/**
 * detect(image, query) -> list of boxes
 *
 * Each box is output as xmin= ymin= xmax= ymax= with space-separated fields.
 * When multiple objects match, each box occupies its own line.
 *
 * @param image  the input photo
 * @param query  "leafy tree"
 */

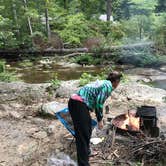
xmin=113 ymin=0 xmax=134 ymax=20
xmin=58 ymin=13 xmax=101 ymax=46
xmin=155 ymin=0 xmax=166 ymax=13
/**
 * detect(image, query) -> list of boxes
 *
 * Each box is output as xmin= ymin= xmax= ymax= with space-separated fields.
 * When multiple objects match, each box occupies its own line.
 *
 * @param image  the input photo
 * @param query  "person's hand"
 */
xmin=98 ymin=120 xmax=103 ymax=130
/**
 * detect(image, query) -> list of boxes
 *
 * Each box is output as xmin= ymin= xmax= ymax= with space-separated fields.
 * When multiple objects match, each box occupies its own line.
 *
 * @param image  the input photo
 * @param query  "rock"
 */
xmin=47 ymin=153 xmax=77 ymax=166
xmin=56 ymin=62 xmax=81 ymax=68
xmin=113 ymin=82 xmax=166 ymax=104
xmin=156 ymin=104 xmax=166 ymax=136
xmin=0 ymin=104 xmax=11 ymax=118
xmin=160 ymin=65 xmax=166 ymax=72
xmin=47 ymin=122 xmax=57 ymax=135
xmin=125 ymin=67 xmax=166 ymax=82
xmin=0 ymin=82 xmax=51 ymax=103
xmin=31 ymin=118 xmax=46 ymax=125
xmin=17 ymin=140 xmax=38 ymax=155
xmin=41 ymin=101 xmax=67 ymax=116
xmin=26 ymin=127 xmax=39 ymax=135
xmin=9 ymin=111 xmax=23 ymax=119
xmin=32 ymin=131 xmax=47 ymax=139
xmin=55 ymin=80 xmax=80 ymax=98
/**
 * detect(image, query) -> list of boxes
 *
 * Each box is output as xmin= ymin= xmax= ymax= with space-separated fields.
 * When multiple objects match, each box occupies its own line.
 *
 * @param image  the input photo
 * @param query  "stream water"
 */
xmin=151 ymin=80 xmax=166 ymax=90
xmin=5 ymin=59 xmax=103 ymax=83
xmin=3 ymin=58 xmax=166 ymax=90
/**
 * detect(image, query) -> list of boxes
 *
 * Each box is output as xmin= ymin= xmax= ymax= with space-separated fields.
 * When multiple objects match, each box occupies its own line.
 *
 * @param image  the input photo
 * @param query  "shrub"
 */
xmin=58 ymin=13 xmax=100 ymax=47
xmin=74 ymin=54 xmax=93 ymax=65
xmin=0 ymin=60 xmax=5 ymax=73
xmin=50 ymin=73 xmax=61 ymax=89
xmin=79 ymin=73 xmax=96 ymax=86
xmin=0 ymin=60 xmax=18 ymax=82
xmin=0 ymin=72 xmax=18 ymax=82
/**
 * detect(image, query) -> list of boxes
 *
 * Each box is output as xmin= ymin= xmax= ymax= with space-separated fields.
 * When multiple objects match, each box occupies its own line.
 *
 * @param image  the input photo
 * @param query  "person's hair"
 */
xmin=106 ymin=71 xmax=122 ymax=82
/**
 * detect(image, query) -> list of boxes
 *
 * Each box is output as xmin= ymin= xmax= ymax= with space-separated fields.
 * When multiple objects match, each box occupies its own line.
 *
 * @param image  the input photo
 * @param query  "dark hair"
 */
xmin=106 ymin=71 xmax=122 ymax=82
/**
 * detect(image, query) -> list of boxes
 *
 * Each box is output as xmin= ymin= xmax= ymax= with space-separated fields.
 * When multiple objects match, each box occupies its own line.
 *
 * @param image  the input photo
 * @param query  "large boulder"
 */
xmin=55 ymin=80 xmax=80 ymax=98
xmin=112 ymin=82 xmax=166 ymax=105
xmin=0 ymin=82 xmax=51 ymax=104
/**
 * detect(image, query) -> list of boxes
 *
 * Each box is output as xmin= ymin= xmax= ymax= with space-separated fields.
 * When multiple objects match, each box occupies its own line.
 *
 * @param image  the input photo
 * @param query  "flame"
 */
xmin=120 ymin=113 xmax=140 ymax=131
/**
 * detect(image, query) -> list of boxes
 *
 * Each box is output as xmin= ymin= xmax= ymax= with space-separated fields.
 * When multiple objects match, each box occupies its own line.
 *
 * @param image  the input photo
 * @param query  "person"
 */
xmin=68 ymin=71 xmax=122 ymax=166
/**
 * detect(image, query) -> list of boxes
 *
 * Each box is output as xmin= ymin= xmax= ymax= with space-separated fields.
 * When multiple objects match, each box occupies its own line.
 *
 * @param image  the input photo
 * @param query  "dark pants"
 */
xmin=68 ymin=98 xmax=92 ymax=166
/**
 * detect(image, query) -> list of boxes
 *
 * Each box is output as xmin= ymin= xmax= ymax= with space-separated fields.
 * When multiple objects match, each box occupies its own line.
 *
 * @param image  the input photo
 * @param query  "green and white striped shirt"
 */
xmin=77 ymin=80 xmax=113 ymax=122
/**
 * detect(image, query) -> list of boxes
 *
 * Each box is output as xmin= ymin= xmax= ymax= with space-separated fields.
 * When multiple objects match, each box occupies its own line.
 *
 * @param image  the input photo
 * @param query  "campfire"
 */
xmin=111 ymin=105 xmax=159 ymax=137
xmin=90 ymin=105 xmax=166 ymax=165
xmin=112 ymin=111 xmax=140 ymax=132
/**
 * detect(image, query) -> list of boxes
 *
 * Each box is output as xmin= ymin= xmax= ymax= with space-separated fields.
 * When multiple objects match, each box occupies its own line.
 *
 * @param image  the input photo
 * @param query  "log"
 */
xmin=0 ymin=42 xmax=154 ymax=58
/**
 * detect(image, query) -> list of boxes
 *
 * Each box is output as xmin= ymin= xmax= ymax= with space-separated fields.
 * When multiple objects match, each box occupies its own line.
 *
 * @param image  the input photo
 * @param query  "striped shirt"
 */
xmin=77 ymin=80 xmax=113 ymax=122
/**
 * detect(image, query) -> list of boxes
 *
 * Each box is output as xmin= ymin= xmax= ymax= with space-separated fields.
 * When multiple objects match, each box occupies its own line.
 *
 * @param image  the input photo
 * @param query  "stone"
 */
xmin=17 ymin=140 xmax=38 ymax=155
xmin=32 ymin=131 xmax=47 ymax=139
xmin=41 ymin=101 xmax=67 ymax=116
xmin=55 ymin=80 xmax=80 ymax=98
xmin=9 ymin=111 xmax=23 ymax=119
xmin=26 ymin=127 xmax=39 ymax=135
xmin=160 ymin=65 xmax=166 ymax=72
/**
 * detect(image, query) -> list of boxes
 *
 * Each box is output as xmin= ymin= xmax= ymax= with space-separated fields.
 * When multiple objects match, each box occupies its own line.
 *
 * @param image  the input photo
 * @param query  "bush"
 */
xmin=0 ymin=31 xmax=18 ymax=49
xmin=79 ymin=73 xmax=96 ymax=86
xmin=0 ymin=72 xmax=18 ymax=82
xmin=73 ymin=53 xmax=102 ymax=65
xmin=0 ymin=60 xmax=5 ymax=73
xmin=152 ymin=14 xmax=166 ymax=52
xmin=79 ymin=70 xmax=127 ymax=86
xmin=50 ymin=73 xmax=61 ymax=89
xmin=58 ymin=13 xmax=101 ymax=47
xmin=0 ymin=60 xmax=18 ymax=82
xmin=106 ymin=22 xmax=125 ymax=44
xmin=74 ymin=54 xmax=93 ymax=65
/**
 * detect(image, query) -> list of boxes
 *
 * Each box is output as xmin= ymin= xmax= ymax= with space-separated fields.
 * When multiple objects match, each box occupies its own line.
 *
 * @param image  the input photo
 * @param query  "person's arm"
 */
xmin=95 ymin=84 xmax=112 ymax=123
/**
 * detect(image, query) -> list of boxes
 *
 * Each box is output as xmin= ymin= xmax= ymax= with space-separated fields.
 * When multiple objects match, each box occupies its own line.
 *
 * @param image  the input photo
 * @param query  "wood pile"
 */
xmin=90 ymin=128 xmax=166 ymax=165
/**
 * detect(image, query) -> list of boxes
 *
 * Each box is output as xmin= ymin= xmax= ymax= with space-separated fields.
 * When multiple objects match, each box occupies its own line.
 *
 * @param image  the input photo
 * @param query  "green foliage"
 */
xmin=79 ymin=66 xmax=113 ymax=86
xmin=74 ymin=53 xmax=94 ymax=65
xmin=152 ymin=14 xmax=166 ymax=50
xmin=79 ymin=73 xmax=96 ymax=86
xmin=0 ymin=60 xmax=5 ymax=73
xmin=155 ymin=0 xmax=166 ymax=13
xmin=0 ymin=72 xmax=18 ymax=82
xmin=79 ymin=69 xmax=126 ymax=86
xmin=19 ymin=60 xmax=33 ymax=67
xmin=0 ymin=15 xmax=18 ymax=49
xmin=106 ymin=22 xmax=125 ymax=43
xmin=0 ymin=0 xmax=165 ymax=51
xmin=121 ymin=72 xmax=129 ymax=83
xmin=162 ymin=96 xmax=166 ymax=103
xmin=121 ymin=15 xmax=153 ymax=40
xmin=50 ymin=73 xmax=61 ymax=89
xmin=0 ymin=60 xmax=18 ymax=82
xmin=58 ymin=13 xmax=100 ymax=47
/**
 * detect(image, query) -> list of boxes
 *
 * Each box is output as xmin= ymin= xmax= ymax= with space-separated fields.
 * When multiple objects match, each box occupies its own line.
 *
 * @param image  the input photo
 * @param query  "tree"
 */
xmin=45 ymin=0 xmax=51 ymax=39
xmin=23 ymin=0 xmax=33 ymax=35
xmin=155 ymin=0 xmax=166 ymax=13
xmin=106 ymin=0 xmax=112 ymax=21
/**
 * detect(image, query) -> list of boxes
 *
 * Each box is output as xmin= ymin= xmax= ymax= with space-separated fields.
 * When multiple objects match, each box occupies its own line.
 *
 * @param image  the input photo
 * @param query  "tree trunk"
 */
xmin=23 ymin=0 xmax=33 ymax=35
xmin=63 ymin=0 xmax=67 ymax=9
xmin=12 ymin=0 xmax=20 ymax=37
xmin=45 ymin=7 xmax=51 ymax=40
xmin=106 ymin=0 xmax=112 ymax=21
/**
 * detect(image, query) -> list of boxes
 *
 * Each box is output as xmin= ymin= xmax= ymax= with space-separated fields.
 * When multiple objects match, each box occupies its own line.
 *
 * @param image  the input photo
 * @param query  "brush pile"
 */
xmin=90 ymin=130 xmax=166 ymax=165
xmin=125 ymin=137 xmax=166 ymax=164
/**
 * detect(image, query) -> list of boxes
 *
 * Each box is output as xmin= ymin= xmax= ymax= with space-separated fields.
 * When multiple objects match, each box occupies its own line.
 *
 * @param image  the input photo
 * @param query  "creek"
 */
xmin=3 ymin=57 xmax=166 ymax=90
